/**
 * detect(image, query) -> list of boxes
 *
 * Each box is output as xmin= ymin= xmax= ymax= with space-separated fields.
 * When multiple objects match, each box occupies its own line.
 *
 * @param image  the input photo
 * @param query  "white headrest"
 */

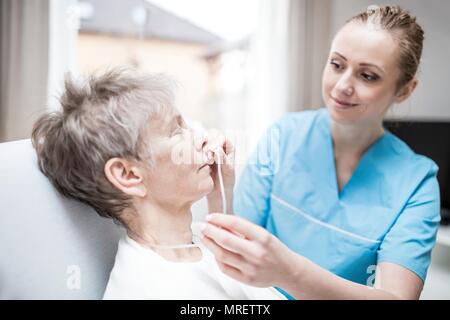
xmin=0 ymin=139 xmax=123 ymax=299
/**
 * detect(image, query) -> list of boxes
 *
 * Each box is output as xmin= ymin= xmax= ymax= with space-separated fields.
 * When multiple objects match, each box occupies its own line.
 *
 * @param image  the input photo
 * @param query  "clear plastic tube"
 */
xmin=214 ymin=147 xmax=227 ymax=215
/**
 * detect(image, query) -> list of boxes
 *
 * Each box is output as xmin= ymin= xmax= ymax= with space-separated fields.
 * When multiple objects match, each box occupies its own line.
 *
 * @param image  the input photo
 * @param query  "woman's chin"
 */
xmin=196 ymin=177 xmax=215 ymax=197
xmin=327 ymin=104 xmax=365 ymax=125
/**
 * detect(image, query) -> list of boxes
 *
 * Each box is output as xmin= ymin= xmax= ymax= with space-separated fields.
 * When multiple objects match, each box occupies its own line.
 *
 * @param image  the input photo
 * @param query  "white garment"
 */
xmin=103 ymin=235 xmax=286 ymax=300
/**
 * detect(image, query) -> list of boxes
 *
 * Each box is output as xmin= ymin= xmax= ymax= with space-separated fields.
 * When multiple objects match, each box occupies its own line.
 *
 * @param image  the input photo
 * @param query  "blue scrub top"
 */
xmin=234 ymin=108 xmax=441 ymax=288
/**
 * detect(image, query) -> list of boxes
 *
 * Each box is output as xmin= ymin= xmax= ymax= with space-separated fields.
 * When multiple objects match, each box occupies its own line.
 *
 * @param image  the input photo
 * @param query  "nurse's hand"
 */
xmin=204 ymin=130 xmax=235 ymax=214
xmin=200 ymin=213 xmax=300 ymax=288
xmin=201 ymin=215 xmax=423 ymax=300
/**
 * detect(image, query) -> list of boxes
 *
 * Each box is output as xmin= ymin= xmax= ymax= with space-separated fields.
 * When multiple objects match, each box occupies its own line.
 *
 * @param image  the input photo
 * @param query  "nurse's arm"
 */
xmin=201 ymin=214 xmax=423 ymax=300
xmin=278 ymin=258 xmax=423 ymax=300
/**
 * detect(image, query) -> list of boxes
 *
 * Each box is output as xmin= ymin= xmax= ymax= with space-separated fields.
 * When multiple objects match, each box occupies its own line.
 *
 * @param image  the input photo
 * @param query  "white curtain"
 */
xmin=0 ymin=0 xmax=76 ymax=143
xmin=287 ymin=0 xmax=332 ymax=112
xmin=47 ymin=0 xmax=78 ymax=111
xmin=246 ymin=0 xmax=332 ymax=144
xmin=0 ymin=0 xmax=50 ymax=142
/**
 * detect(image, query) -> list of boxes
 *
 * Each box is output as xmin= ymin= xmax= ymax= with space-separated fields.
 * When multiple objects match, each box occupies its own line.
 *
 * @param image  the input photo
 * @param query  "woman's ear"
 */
xmin=394 ymin=78 xmax=418 ymax=104
xmin=104 ymin=158 xmax=147 ymax=197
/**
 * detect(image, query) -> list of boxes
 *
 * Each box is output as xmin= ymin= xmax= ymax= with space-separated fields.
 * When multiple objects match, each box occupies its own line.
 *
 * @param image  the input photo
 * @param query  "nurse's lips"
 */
xmin=331 ymin=96 xmax=359 ymax=108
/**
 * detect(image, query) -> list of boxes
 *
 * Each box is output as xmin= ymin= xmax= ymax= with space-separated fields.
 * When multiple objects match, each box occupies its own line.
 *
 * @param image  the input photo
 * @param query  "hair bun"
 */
xmin=366 ymin=5 xmax=379 ymax=14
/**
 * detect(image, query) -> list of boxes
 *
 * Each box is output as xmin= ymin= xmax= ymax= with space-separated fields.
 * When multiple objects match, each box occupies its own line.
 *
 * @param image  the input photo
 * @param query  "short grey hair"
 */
xmin=32 ymin=67 xmax=177 ymax=225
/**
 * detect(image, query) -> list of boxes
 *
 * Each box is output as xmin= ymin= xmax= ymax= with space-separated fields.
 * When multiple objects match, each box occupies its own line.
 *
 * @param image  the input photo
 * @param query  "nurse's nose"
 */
xmin=335 ymin=72 xmax=354 ymax=96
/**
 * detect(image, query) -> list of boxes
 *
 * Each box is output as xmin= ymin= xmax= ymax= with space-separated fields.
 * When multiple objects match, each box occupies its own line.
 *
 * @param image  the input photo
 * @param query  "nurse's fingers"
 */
xmin=206 ymin=214 xmax=265 ymax=241
xmin=201 ymin=222 xmax=257 ymax=258
xmin=201 ymin=234 xmax=249 ymax=271
xmin=223 ymin=137 xmax=235 ymax=167
xmin=215 ymin=261 xmax=250 ymax=285
xmin=223 ymin=137 xmax=235 ymax=156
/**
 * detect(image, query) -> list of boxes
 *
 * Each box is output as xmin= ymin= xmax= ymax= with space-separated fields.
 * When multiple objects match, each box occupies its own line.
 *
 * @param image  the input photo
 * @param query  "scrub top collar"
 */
xmin=316 ymin=108 xmax=391 ymax=201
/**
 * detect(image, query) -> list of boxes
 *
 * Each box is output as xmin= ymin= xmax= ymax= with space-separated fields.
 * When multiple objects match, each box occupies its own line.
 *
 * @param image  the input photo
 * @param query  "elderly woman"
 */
xmin=31 ymin=68 xmax=284 ymax=300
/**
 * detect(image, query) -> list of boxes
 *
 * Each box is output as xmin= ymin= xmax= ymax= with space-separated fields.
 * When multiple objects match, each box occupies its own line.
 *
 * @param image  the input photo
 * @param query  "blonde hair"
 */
xmin=32 ymin=67 xmax=176 ymax=225
xmin=347 ymin=5 xmax=424 ymax=91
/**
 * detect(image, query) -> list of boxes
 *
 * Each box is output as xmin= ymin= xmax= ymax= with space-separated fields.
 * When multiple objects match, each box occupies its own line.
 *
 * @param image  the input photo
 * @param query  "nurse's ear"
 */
xmin=394 ymin=78 xmax=418 ymax=104
xmin=104 ymin=158 xmax=147 ymax=197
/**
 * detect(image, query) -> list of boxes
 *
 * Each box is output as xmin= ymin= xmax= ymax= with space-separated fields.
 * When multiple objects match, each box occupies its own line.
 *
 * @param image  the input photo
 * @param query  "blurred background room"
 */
xmin=0 ymin=0 xmax=449 ymax=299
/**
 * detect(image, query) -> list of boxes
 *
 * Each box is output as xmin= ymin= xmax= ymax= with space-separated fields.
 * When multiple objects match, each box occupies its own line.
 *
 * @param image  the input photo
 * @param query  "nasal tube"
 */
xmin=210 ymin=146 xmax=227 ymax=215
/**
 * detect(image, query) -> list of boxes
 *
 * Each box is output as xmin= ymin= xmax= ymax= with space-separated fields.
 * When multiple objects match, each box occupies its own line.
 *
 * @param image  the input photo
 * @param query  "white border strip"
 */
xmin=271 ymin=194 xmax=381 ymax=244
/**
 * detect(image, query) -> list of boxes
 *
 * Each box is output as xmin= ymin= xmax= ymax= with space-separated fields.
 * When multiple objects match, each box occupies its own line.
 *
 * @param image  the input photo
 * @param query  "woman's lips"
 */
xmin=198 ymin=163 xmax=211 ymax=173
xmin=331 ymin=96 xmax=359 ymax=109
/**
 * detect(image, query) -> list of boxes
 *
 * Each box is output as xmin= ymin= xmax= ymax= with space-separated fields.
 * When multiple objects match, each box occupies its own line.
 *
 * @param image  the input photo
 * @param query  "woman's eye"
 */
xmin=361 ymin=73 xmax=379 ymax=82
xmin=330 ymin=60 xmax=343 ymax=70
xmin=180 ymin=122 xmax=188 ymax=130
xmin=171 ymin=126 xmax=183 ymax=136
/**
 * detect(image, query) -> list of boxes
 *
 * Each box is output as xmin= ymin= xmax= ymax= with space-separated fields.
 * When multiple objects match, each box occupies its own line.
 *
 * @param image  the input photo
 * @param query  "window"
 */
xmin=75 ymin=0 xmax=259 ymax=131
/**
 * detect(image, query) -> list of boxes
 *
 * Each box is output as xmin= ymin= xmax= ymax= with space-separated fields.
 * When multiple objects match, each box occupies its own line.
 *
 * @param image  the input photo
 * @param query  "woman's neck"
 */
xmin=126 ymin=200 xmax=201 ymax=261
xmin=331 ymin=119 xmax=385 ymax=157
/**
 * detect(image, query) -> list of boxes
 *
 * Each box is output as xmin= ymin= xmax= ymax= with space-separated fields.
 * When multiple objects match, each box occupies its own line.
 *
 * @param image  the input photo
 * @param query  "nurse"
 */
xmin=202 ymin=5 xmax=441 ymax=299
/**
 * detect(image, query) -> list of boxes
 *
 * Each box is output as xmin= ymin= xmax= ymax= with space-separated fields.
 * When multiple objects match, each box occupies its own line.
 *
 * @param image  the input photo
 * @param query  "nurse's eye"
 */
xmin=330 ymin=60 xmax=344 ymax=71
xmin=361 ymin=72 xmax=379 ymax=82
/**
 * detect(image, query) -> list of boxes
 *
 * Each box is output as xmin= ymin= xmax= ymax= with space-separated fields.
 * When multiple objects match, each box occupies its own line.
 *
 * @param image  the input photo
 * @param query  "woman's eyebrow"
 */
xmin=332 ymin=51 xmax=385 ymax=75
xmin=359 ymin=63 xmax=385 ymax=75
xmin=332 ymin=51 xmax=347 ymax=61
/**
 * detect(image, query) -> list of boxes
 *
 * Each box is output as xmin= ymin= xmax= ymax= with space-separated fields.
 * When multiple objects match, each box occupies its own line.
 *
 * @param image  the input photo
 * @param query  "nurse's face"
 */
xmin=141 ymin=111 xmax=213 ymax=205
xmin=322 ymin=23 xmax=402 ymax=125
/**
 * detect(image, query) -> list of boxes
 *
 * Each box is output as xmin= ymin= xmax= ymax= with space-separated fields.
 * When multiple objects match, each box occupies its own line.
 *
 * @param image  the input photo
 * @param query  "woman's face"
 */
xmin=322 ymin=22 xmax=402 ymax=126
xmin=141 ymin=110 xmax=213 ymax=206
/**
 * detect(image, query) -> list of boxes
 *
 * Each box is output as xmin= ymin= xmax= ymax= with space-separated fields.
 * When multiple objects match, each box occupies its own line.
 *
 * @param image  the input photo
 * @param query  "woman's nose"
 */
xmin=193 ymin=130 xmax=208 ymax=152
xmin=335 ymin=72 xmax=354 ymax=96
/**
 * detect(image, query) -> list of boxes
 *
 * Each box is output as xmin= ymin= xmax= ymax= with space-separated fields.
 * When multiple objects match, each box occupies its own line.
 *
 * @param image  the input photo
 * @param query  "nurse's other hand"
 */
xmin=201 ymin=214 xmax=300 ymax=288
xmin=204 ymin=130 xmax=235 ymax=214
